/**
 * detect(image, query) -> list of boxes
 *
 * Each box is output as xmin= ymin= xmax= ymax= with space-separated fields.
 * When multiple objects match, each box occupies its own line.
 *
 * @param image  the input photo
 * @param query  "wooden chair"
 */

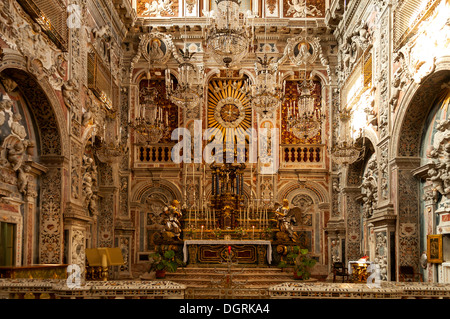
xmin=332 ymin=262 xmax=350 ymax=283
xmin=399 ymin=266 xmax=423 ymax=282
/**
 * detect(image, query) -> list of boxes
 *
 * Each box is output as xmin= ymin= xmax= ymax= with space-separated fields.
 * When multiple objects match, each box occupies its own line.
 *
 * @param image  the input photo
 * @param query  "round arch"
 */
xmin=131 ymin=179 xmax=183 ymax=205
xmin=391 ymin=60 xmax=450 ymax=158
xmin=0 ymin=51 xmax=68 ymax=265
xmin=277 ymin=180 xmax=330 ymax=205
xmin=389 ymin=58 xmax=450 ymax=276
xmin=0 ymin=53 xmax=68 ymax=158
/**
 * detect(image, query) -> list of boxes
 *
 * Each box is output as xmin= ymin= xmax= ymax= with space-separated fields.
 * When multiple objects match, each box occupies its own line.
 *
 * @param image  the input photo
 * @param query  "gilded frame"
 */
xmin=427 ymin=234 xmax=443 ymax=263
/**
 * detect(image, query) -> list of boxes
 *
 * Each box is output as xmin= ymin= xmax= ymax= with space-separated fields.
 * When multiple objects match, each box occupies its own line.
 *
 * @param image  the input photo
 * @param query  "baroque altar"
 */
xmin=152 ymin=162 xmax=304 ymax=267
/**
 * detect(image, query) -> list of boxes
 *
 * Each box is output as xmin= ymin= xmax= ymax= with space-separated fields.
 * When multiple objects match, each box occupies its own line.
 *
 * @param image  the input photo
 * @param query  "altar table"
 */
xmin=348 ymin=261 xmax=372 ymax=283
xmin=183 ymin=240 xmax=272 ymax=265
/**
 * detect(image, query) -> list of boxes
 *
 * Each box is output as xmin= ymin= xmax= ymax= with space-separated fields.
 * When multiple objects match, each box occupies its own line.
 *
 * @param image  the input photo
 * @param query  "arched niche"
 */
xmin=391 ymin=64 xmax=450 ymax=278
xmin=0 ymin=63 xmax=65 ymax=265
xmin=131 ymin=180 xmax=182 ymax=252
xmin=277 ymin=181 xmax=329 ymax=262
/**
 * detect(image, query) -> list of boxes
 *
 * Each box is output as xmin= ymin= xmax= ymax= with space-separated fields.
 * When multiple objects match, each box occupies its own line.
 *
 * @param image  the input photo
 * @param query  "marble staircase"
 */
xmin=162 ymin=266 xmax=305 ymax=299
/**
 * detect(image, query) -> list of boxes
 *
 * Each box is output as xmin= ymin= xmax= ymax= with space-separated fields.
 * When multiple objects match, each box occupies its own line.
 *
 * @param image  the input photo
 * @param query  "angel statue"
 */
xmin=162 ymin=199 xmax=183 ymax=240
xmin=274 ymin=199 xmax=299 ymax=242
xmin=142 ymin=0 xmax=174 ymax=17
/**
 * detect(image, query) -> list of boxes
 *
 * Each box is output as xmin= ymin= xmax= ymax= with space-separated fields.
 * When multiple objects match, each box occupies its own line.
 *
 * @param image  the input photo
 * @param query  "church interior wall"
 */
xmin=0 ymin=0 xmax=449 ymax=289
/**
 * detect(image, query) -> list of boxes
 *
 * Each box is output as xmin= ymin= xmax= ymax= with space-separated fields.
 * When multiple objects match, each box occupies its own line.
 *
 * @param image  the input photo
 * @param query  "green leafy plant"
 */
xmin=234 ymin=227 xmax=245 ymax=238
xmin=149 ymin=250 xmax=184 ymax=273
xmin=213 ymin=228 xmax=222 ymax=239
xmin=184 ymin=226 xmax=194 ymax=239
xmin=286 ymin=246 xmax=317 ymax=280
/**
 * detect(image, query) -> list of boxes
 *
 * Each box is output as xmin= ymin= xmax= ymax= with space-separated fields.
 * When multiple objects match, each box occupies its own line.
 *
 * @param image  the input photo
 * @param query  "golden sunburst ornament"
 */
xmin=207 ymin=78 xmax=252 ymax=140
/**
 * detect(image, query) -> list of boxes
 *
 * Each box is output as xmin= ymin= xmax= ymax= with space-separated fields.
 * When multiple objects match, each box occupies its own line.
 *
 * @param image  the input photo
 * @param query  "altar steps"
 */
xmin=164 ymin=267 xmax=299 ymax=298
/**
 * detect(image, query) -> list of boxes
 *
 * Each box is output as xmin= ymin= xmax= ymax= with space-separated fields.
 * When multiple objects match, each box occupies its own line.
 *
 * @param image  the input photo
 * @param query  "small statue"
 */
xmin=163 ymin=199 xmax=183 ymax=240
xmin=275 ymin=199 xmax=299 ymax=242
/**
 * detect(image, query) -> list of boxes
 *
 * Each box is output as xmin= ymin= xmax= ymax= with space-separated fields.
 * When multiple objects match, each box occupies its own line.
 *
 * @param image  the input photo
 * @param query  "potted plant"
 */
xmin=149 ymin=249 xmax=184 ymax=279
xmin=287 ymin=246 xmax=317 ymax=280
xmin=277 ymin=259 xmax=289 ymax=272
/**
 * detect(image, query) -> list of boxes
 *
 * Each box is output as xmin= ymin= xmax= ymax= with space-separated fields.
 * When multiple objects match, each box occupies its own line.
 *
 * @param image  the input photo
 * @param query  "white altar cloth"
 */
xmin=183 ymin=240 xmax=272 ymax=264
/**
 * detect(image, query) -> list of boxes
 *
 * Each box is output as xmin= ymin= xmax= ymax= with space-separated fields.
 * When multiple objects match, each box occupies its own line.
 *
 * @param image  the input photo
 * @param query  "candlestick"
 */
xmin=201 ymin=225 xmax=203 ymax=239
xmin=189 ymin=210 xmax=191 ymax=228
xmin=240 ymin=208 xmax=242 ymax=226
xmin=252 ymin=225 xmax=255 ymax=239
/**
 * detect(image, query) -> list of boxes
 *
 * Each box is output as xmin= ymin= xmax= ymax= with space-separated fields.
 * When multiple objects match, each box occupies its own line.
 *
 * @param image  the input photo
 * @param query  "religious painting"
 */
xmin=286 ymin=36 xmax=321 ymax=66
xmin=137 ymin=0 xmax=178 ymax=17
xmin=138 ymin=32 xmax=174 ymax=65
xmin=283 ymin=0 xmax=324 ymax=18
xmin=427 ymin=234 xmax=443 ymax=263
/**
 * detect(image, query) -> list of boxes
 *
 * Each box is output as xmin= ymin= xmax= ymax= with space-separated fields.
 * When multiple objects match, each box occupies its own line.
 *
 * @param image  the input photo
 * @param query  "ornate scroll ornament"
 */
xmin=71 ymin=229 xmax=86 ymax=267
xmin=375 ymin=232 xmax=388 ymax=281
xmin=341 ymin=20 xmax=373 ymax=77
xmin=361 ymin=156 xmax=378 ymax=218
xmin=266 ymin=0 xmax=277 ymax=15
xmin=285 ymin=36 xmax=321 ymax=66
xmin=0 ymin=0 xmax=66 ymax=89
xmin=396 ymin=37 xmax=436 ymax=85
xmin=186 ymin=0 xmax=196 ymax=14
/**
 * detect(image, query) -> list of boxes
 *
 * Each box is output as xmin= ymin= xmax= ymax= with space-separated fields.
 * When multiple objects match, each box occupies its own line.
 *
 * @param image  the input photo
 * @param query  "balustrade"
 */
xmin=282 ymin=145 xmax=324 ymax=164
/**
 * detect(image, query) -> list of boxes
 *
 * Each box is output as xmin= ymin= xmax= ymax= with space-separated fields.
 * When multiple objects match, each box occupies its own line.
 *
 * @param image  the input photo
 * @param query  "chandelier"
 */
xmin=205 ymin=0 xmax=253 ymax=68
xmin=250 ymin=54 xmax=286 ymax=118
xmin=330 ymin=108 xmax=364 ymax=166
xmin=130 ymin=105 xmax=168 ymax=144
xmin=287 ymin=75 xmax=323 ymax=139
xmin=95 ymin=139 xmax=129 ymax=164
xmin=165 ymin=48 xmax=204 ymax=109
xmin=129 ymin=73 xmax=169 ymax=144
xmin=94 ymin=120 xmax=128 ymax=164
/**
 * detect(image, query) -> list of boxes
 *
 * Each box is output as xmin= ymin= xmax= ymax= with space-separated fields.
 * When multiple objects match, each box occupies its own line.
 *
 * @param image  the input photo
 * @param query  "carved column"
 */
xmin=375 ymin=3 xmax=393 ymax=210
xmin=391 ymin=157 xmax=421 ymax=280
xmin=342 ymin=186 xmax=361 ymax=262
xmin=23 ymin=162 xmax=47 ymax=265
xmin=63 ymin=0 xmax=93 ymax=279
xmin=39 ymin=157 xmax=67 ymax=264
